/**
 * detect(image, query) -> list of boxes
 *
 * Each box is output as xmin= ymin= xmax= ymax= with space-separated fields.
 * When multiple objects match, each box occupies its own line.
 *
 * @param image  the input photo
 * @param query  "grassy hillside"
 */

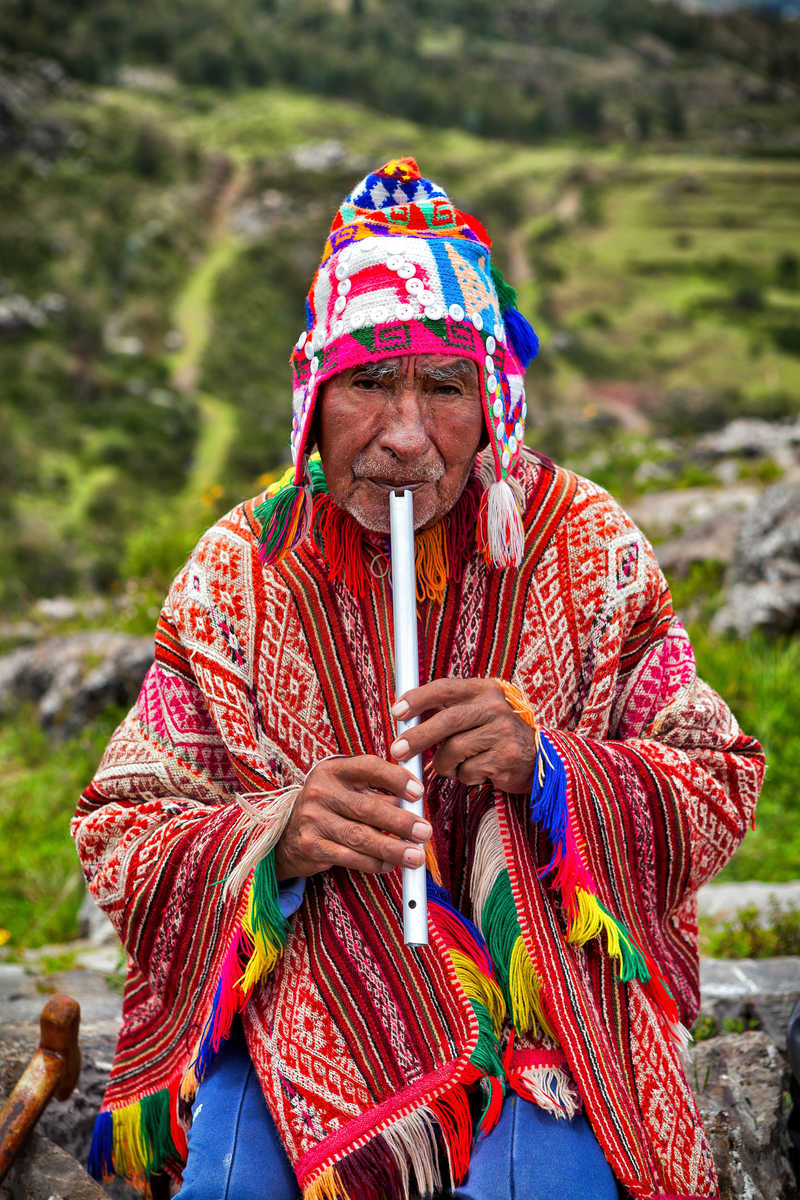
xmin=0 ymin=47 xmax=798 ymax=946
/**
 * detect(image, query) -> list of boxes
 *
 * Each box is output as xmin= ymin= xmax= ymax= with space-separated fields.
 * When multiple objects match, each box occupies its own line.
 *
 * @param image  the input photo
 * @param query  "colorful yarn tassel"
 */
xmin=427 ymin=878 xmax=506 ymax=1085
xmin=497 ymin=682 xmax=684 ymax=1041
xmin=255 ymin=476 xmax=313 ymax=565
xmin=476 ymin=479 xmax=524 ymax=568
xmin=88 ymin=1082 xmax=184 ymax=1183
xmin=480 ymin=871 xmax=554 ymax=1040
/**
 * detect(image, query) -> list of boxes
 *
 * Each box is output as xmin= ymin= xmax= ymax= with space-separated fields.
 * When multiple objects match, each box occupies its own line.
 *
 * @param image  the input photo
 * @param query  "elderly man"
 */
xmin=74 ymin=160 xmax=764 ymax=1200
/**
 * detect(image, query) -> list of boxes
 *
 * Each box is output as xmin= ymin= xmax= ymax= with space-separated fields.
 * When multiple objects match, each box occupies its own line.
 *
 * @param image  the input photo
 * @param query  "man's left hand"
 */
xmin=390 ymin=678 xmax=536 ymax=794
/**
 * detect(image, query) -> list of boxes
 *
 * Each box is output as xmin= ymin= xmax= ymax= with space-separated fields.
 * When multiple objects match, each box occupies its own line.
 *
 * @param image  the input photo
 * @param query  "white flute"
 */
xmin=389 ymin=489 xmax=429 ymax=946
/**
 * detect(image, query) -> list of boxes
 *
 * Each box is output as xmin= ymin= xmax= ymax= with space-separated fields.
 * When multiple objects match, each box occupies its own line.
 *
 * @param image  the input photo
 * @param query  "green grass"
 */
xmin=687 ymin=629 xmax=800 ymax=882
xmin=0 ymin=705 xmax=127 ymax=948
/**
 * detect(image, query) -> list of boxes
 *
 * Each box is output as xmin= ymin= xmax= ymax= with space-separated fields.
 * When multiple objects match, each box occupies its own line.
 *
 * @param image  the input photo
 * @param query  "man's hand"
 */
xmin=274 ymin=756 xmax=431 ymax=881
xmin=390 ymin=678 xmax=536 ymax=795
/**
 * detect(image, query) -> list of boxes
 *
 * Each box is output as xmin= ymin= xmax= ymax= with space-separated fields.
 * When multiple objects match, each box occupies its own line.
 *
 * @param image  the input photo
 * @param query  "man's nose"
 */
xmin=378 ymin=388 xmax=432 ymax=461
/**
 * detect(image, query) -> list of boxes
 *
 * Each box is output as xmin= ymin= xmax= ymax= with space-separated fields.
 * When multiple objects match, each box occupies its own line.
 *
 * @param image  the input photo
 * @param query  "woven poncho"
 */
xmin=73 ymin=451 xmax=764 ymax=1200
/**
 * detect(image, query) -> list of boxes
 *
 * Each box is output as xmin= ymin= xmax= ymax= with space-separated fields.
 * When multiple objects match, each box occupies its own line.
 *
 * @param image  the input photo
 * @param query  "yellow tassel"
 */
xmin=239 ymin=886 xmax=281 ymax=993
xmin=266 ymin=461 xmax=298 ymax=498
xmin=508 ymin=937 xmax=555 ymax=1040
xmin=566 ymin=886 xmax=604 ymax=946
xmin=304 ymin=1164 xmax=351 ymax=1200
xmin=111 ymin=1105 xmax=147 ymax=1178
xmin=449 ymin=949 xmax=506 ymax=1036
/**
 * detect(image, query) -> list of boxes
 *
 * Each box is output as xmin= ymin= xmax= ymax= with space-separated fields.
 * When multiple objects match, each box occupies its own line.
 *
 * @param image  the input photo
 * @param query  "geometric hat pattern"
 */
xmin=259 ymin=158 xmax=539 ymax=569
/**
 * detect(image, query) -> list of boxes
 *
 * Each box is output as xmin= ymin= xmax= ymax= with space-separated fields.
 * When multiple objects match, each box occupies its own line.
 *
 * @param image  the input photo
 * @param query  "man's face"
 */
xmin=317 ymin=354 xmax=485 ymax=534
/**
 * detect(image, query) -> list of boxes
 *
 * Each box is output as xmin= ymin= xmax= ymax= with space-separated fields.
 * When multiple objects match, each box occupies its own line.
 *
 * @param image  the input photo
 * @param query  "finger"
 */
xmin=316 ymin=839 xmax=389 ymax=875
xmin=432 ymin=727 xmax=496 ymax=779
xmin=390 ymin=700 xmax=491 ymax=763
xmin=323 ymin=812 xmax=427 ymax=870
xmin=318 ymin=754 xmax=424 ymax=801
xmin=454 ymin=750 xmax=497 ymax=788
xmin=330 ymin=788 xmax=432 ymax=843
xmin=392 ymin=677 xmax=485 ymax=721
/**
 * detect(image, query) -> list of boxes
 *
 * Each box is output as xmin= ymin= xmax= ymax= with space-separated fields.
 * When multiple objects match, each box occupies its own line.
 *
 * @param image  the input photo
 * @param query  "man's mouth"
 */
xmin=360 ymin=478 xmax=429 ymax=493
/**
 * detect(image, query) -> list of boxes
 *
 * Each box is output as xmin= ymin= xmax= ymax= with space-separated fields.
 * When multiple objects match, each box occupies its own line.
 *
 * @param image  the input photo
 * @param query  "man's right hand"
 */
xmin=274 ymin=755 xmax=432 ymax=881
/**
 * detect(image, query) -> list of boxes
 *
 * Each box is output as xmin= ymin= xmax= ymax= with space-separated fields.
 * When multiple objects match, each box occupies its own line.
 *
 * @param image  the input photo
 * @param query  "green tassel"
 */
xmin=490 ymin=263 xmax=519 ymax=315
xmin=597 ymin=900 xmax=650 ymax=983
xmin=139 ymin=1090 xmax=176 ymax=1174
xmin=306 ymin=455 xmax=328 ymax=495
xmin=469 ymin=1000 xmax=505 ymax=1079
xmin=481 ymin=872 xmax=519 ymax=1007
xmin=251 ymin=852 xmax=287 ymax=953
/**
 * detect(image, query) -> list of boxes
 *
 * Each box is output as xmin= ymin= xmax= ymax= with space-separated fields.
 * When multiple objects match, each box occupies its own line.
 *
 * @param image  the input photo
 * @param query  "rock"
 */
xmin=712 ymin=480 xmax=800 ymax=635
xmin=694 ymin=417 xmax=800 ymax=474
xmin=699 ymin=956 xmax=800 ymax=1050
xmin=0 ymin=632 xmax=152 ymax=738
xmin=0 ymin=1128 xmax=110 ymax=1200
xmin=653 ymin=511 xmax=742 ymax=577
xmin=688 ymin=1031 xmax=795 ymax=1200
xmin=626 ymin=484 xmax=758 ymax=542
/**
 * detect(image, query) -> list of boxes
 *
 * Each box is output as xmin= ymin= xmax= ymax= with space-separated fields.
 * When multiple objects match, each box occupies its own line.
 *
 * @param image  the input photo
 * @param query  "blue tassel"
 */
xmin=88 ymin=1110 xmax=114 ymax=1180
xmin=193 ymin=977 xmax=224 ymax=1080
xmin=504 ymin=307 xmax=539 ymax=368
xmin=529 ymin=732 xmax=569 ymax=877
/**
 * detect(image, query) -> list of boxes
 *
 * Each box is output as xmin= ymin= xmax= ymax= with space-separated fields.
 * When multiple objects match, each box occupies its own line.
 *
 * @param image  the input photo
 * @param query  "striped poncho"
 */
xmin=73 ymin=451 xmax=764 ymax=1200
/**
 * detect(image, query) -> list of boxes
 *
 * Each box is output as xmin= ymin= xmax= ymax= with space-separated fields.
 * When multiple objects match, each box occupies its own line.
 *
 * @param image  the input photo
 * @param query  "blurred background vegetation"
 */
xmin=1 ymin=0 xmax=799 ymax=946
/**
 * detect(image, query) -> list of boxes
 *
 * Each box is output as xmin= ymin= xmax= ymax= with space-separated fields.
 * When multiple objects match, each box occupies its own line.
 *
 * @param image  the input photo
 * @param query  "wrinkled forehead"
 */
xmin=331 ymin=355 xmax=479 ymax=387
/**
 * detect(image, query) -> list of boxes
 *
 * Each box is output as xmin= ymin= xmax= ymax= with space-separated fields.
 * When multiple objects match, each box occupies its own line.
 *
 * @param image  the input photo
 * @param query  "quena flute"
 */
xmin=389 ymin=489 xmax=429 ymax=946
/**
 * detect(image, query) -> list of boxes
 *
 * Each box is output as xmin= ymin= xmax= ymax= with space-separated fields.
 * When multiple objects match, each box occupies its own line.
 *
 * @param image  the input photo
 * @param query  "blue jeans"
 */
xmin=176 ymin=1028 xmax=620 ymax=1199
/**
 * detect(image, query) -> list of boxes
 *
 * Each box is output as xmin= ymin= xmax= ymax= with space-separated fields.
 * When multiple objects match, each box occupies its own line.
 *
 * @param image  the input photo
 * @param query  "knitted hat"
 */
xmin=257 ymin=157 xmax=539 ymax=569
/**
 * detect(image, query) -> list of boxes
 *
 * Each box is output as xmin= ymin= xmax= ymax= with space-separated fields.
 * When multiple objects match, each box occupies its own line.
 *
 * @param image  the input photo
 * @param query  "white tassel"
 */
xmin=484 ymin=479 xmax=524 ymax=568
xmin=382 ymin=1108 xmax=444 ymax=1200
xmin=511 ymin=1065 xmax=581 ymax=1121
xmin=222 ymin=787 xmax=299 ymax=899
xmin=469 ymin=809 xmax=506 ymax=937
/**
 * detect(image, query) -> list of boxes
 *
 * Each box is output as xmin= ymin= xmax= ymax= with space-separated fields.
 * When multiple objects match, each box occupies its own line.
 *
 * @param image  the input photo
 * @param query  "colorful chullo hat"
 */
xmin=256 ymin=158 xmax=539 ymax=569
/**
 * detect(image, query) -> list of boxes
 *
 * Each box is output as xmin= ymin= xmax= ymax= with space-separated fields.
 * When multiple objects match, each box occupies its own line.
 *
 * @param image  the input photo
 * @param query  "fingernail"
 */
xmin=412 ymin=820 xmax=432 ymax=842
xmin=380 ymin=861 xmax=394 ymax=874
xmin=403 ymin=846 xmax=425 ymax=868
xmin=392 ymin=699 xmax=409 ymax=718
xmin=391 ymin=738 xmax=410 ymax=760
xmin=406 ymin=778 xmax=424 ymax=799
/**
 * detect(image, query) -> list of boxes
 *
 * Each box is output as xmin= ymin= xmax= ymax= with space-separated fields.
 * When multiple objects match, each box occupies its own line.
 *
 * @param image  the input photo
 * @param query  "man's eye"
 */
xmin=352 ymin=377 xmax=383 ymax=390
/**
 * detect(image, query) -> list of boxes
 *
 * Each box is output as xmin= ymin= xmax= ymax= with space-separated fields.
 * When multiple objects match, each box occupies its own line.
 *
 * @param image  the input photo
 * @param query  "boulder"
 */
xmin=713 ymin=480 xmax=800 ymax=635
xmin=699 ymin=956 xmax=800 ymax=1051
xmin=0 ymin=633 xmax=152 ymax=738
xmin=688 ymin=1031 xmax=796 ymax=1200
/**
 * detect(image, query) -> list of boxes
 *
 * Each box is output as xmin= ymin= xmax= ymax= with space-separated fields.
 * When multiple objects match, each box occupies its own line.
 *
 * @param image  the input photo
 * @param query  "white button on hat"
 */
xmin=405 ymin=278 xmax=423 ymax=296
xmin=304 ymin=340 xmax=314 ymax=360
xmin=487 ymin=374 xmax=498 ymax=393
xmin=332 ymin=319 xmax=345 ymax=337
xmin=493 ymin=398 xmax=503 ymax=418
xmin=424 ymin=303 xmax=443 ymax=321
xmin=449 ymin=303 xmax=465 ymax=322
xmin=486 ymin=335 xmax=496 ymax=355
xmin=397 ymin=263 xmax=416 ymax=279
xmin=470 ymin=311 xmax=483 ymax=331
xmin=334 ymin=295 xmax=347 ymax=314
xmin=502 ymin=449 xmax=511 ymax=468
xmin=337 ymin=279 xmax=352 ymax=295
xmin=485 ymin=355 xmax=495 ymax=372
xmin=296 ymin=331 xmax=308 ymax=351
xmin=495 ymin=323 xmax=505 ymax=342
xmin=335 ymin=263 xmax=348 ymax=280
xmin=508 ymin=435 xmax=518 ymax=454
